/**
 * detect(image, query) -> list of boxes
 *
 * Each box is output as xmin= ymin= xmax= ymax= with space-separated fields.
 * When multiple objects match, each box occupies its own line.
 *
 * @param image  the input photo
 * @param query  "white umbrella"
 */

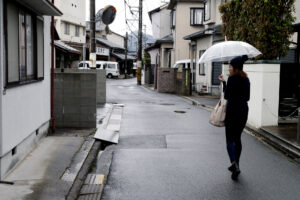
xmin=199 ymin=41 xmax=262 ymax=63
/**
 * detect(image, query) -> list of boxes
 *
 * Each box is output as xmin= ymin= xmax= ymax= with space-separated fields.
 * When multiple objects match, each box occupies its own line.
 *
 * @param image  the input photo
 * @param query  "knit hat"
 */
xmin=230 ymin=55 xmax=248 ymax=70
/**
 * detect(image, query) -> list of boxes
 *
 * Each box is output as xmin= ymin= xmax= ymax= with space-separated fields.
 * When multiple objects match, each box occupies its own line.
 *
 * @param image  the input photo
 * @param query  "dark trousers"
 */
xmin=225 ymin=121 xmax=246 ymax=165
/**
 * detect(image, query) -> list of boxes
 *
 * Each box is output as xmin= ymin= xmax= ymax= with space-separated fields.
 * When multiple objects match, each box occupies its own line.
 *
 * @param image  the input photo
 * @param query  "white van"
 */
xmin=96 ymin=61 xmax=120 ymax=78
xmin=79 ymin=61 xmax=120 ymax=78
xmin=171 ymin=59 xmax=192 ymax=72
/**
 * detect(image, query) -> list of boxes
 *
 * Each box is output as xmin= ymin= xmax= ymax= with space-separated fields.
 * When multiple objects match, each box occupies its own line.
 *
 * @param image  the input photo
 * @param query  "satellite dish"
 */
xmin=99 ymin=5 xmax=117 ymax=25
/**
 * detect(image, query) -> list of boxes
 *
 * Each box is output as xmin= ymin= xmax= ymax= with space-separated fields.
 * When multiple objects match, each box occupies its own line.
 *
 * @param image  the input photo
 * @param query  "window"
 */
xmin=96 ymin=64 xmax=101 ymax=69
xmin=199 ymin=50 xmax=205 ymax=75
xmin=108 ymin=64 xmax=116 ymax=69
xmin=190 ymin=8 xmax=204 ymax=26
xmin=83 ymin=27 xmax=86 ymax=35
xmin=204 ymin=0 xmax=211 ymax=21
xmin=5 ymin=1 xmax=44 ymax=86
xmin=75 ymin=25 xmax=80 ymax=37
xmin=64 ymin=23 xmax=70 ymax=35
xmin=171 ymin=10 xmax=176 ymax=28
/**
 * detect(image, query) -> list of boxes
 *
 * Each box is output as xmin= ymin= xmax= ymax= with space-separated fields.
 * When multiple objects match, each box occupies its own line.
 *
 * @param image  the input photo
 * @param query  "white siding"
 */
xmin=1 ymin=16 xmax=51 ymax=155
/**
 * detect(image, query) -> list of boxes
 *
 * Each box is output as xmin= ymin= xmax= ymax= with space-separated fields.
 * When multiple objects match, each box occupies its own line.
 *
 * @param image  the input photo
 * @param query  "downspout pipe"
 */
xmin=51 ymin=0 xmax=55 ymax=133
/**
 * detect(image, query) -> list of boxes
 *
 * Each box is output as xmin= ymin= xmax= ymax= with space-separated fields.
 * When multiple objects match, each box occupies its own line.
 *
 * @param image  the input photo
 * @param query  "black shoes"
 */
xmin=228 ymin=163 xmax=235 ymax=172
xmin=228 ymin=163 xmax=241 ymax=180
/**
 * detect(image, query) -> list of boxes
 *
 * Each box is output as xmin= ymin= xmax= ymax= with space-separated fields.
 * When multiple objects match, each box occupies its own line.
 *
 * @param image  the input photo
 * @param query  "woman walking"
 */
xmin=218 ymin=55 xmax=250 ymax=180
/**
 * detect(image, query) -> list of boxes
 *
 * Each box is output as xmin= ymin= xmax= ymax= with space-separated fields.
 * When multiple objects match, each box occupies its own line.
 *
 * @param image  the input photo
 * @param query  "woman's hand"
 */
xmin=218 ymin=75 xmax=225 ymax=82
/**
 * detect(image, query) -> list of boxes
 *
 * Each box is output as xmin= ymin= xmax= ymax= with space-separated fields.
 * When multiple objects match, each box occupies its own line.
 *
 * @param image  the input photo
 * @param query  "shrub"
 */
xmin=219 ymin=0 xmax=295 ymax=59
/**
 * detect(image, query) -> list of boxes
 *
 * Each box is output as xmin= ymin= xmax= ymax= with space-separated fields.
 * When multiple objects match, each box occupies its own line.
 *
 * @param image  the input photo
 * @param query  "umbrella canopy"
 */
xmin=199 ymin=41 xmax=262 ymax=63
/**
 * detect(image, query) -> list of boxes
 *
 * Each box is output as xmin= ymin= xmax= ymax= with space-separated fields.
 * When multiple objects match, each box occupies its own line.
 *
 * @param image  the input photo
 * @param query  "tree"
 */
xmin=219 ymin=0 xmax=295 ymax=59
xmin=143 ymin=51 xmax=151 ymax=66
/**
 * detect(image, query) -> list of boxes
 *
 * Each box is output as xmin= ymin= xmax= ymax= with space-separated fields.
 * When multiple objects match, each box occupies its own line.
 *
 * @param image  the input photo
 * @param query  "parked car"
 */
xmin=79 ymin=61 xmax=120 ymax=78
xmin=96 ymin=61 xmax=120 ymax=78
xmin=171 ymin=59 xmax=192 ymax=72
xmin=78 ymin=61 xmax=91 ymax=69
xmin=132 ymin=62 xmax=137 ymax=76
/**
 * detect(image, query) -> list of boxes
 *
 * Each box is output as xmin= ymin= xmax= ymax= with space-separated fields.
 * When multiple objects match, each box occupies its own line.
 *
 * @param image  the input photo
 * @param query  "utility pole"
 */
xmin=125 ymin=32 xmax=128 ymax=79
xmin=137 ymin=0 xmax=143 ymax=85
xmin=90 ymin=0 xmax=96 ymax=67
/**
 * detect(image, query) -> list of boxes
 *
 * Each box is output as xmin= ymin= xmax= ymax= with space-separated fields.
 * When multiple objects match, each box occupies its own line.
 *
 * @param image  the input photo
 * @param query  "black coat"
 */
xmin=223 ymin=75 xmax=250 ymax=125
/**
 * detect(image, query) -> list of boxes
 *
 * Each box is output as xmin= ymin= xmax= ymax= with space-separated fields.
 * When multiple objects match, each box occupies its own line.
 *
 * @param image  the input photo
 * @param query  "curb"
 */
xmin=245 ymin=126 xmax=300 ymax=160
xmin=181 ymin=95 xmax=300 ymax=161
xmin=181 ymin=96 xmax=215 ymax=111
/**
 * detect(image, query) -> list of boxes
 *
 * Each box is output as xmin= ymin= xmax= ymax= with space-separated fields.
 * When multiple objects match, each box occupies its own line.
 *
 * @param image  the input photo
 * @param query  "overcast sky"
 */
xmin=86 ymin=0 xmax=169 ymax=36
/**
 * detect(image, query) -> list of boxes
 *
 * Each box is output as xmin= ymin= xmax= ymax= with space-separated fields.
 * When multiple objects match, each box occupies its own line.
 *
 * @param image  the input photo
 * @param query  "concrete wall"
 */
xmin=54 ymin=70 xmax=97 ymax=128
xmin=173 ymin=2 xmax=205 ymax=62
xmin=157 ymin=68 xmax=176 ymax=93
xmin=59 ymin=68 xmax=106 ymax=104
xmin=0 ymin=15 xmax=52 ymax=178
xmin=54 ymin=0 xmax=86 ymax=44
xmin=243 ymin=63 xmax=280 ymax=128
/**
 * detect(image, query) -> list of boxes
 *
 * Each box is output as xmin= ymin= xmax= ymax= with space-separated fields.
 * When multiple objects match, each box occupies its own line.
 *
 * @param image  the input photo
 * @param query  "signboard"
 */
xmin=96 ymin=47 xmax=109 ymax=56
xmin=89 ymin=53 xmax=97 ymax=68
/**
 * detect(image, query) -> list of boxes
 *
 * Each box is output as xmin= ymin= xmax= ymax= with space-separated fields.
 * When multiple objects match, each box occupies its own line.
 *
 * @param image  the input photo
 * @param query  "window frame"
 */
xmin=190 ymin=8 xmax=204 ymax=26
xmin=204 ymin=0 xmax=211 ymax=22
xmin=4 ymin=0 xmax=44 ymax=88
xmin=199 ymin=50 xmax=206 ymax=76
xmin=75 ymin=25 xmax=80 ymax=37
xmin=64 ymin=22 xmax=70 ymax=35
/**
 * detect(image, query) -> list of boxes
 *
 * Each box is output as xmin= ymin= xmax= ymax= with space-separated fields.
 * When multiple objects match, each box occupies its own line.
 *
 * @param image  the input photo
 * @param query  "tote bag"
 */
xmin=209 ymin=94 xmax=226 ymax=127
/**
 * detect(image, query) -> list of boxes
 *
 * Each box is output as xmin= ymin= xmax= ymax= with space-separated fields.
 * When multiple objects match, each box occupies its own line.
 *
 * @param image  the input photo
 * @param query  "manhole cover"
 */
xmin=174 ymin=110 xmax=186 ymax=114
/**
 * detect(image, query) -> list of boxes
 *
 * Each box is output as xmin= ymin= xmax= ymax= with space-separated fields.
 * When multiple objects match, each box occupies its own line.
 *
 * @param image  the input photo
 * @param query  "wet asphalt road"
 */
xmin=101 ymin=78 xmax=300 ymax=200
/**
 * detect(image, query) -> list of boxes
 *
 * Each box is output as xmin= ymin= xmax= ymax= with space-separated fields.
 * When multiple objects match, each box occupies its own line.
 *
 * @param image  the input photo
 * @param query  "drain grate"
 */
xmin=84 ymin=174 xmax=105 ymax=185
xmin=77 ymin=193 xmax=101 ymax=200
xmin=174 ymin=110 xmax=186 ymax=114
xmin=160 ymin=103 xmax=175 ymax=106
xmin=80 ymin=184 xmax=103 ymax=195
xmin=78 ymin=174 xmax=105 ymax=200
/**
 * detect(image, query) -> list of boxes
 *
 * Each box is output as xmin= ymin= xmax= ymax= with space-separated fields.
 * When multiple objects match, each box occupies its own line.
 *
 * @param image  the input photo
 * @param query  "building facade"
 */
xmin=184 ymin=0 xmax=226 ymax=95
xmin=54 ymin=0 xmax=86 ymax=49
xmin=0 ymin=0 xmax=61 ymax=179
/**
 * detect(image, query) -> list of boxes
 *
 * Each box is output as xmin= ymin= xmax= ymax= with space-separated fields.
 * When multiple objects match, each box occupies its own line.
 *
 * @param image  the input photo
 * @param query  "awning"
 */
xmin=15 ymin=0 xmax=62 ymax=16
xmin=112 ymin=52 xmax=136 ymax=60
xmin=54 ymin=41 xmax=81 ymax=55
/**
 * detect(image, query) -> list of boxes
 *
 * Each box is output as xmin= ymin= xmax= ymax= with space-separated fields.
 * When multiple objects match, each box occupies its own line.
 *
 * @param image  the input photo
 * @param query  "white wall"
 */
xmin=107 ymin=32 xmax=125 ymax=48
xmin=0 ymin=0 xmax=4 ymax=156
xmin=148 ymin=49 xmax=159 ymax=65
xmin=1 ymin=16 xmax=51 ymax=156
xmin=196 ymin=36 xmax=212 ymax=92
xmin=243 ymin=63 xmax=280 ymax=128
xmin=151 ymin=12 xmax=161 ymax=39
xmin=55 ymin=0 xmax=86 ymax=44
xmin=151 ymin=7 xmax=171 ymax=39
